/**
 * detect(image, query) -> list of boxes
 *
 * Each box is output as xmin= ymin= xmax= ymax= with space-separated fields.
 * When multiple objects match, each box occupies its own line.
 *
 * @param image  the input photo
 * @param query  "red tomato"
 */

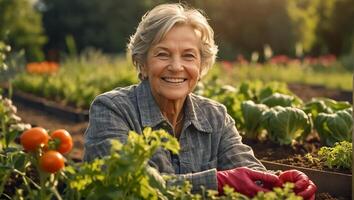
xmin=50 ymin=129 xmax=73 ymax=154
xmin=20 ymin=127 xmax=49 ymax=152
xmin=39 ymin=150 xmax=65 ymax=173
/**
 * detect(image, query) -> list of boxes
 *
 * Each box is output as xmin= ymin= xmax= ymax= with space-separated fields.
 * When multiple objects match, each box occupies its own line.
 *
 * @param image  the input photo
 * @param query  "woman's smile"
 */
xmin=161 ymin=77 xmax=187 ymax=84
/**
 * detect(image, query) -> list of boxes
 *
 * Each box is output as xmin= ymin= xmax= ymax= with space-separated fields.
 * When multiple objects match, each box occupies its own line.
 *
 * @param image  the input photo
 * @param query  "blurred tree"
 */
xmin=286 ymin=0 xmax=320 ymax=54
xmin=317 ymin=0 xmax=354 ymax=55
xmin=0 ymin=0 xmax=47 ymax=61
xmin=40 ymin=0 xmax=168 ymax=56
xmin=38 ymin=0 xmax=353 ymax=59
xmin=187 ymin=0 xmax=296 ymax=60
xmin=311 ymin=0 xmax=336 ymax=55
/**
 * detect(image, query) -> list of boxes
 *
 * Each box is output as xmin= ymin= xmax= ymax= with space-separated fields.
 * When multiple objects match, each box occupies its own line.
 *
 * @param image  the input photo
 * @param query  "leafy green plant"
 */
xmin=64 ymin=127 xmax=180 ymax=199
xmin=241 ymin=100 xmax=268 ymax=140
xmin=314 ymin=108 xmax=353 ymax=146
xmin=12 ymin=49 xmax=138 ymax=109
xmin=261 ymin=106 xmax=312 ymax=145
xmin=260 ymin=93 xmax=302 ymax=108
xmin=318 ymin=141 xmax=352 ymax=170
xmin=302 ymin=97 xmax=351 ymax=121
xmin=252 ymin=183 xmax=302 ymax=200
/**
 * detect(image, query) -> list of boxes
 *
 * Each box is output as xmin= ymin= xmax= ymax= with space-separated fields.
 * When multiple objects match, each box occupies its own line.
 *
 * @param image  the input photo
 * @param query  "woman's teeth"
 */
xmin=162 ymin=78 xmax=186 ymax=83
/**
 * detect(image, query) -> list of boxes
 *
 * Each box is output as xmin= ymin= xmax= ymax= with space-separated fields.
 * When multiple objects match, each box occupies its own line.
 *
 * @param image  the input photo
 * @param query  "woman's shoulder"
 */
xmin=91 ymin=84 xmax=138 ymax=108
xmin=97 ymin=84 xmax=137 ymax=100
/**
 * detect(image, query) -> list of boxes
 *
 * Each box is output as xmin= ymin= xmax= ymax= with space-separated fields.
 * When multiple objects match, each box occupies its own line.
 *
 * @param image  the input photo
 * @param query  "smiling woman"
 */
xmin=143 ymin=24 xmax=201 ymax=134
xmin=83 ymin=3 xmax=316 ymax=199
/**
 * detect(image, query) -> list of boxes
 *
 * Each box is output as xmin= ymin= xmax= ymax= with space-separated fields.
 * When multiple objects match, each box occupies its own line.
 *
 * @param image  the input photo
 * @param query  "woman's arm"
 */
xmin=83 ymin=94 xmax=130 ymax=162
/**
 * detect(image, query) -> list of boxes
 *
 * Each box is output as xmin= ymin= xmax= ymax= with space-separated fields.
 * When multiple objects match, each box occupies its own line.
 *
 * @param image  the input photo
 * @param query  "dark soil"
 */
xmin=243 ymin=136 xmax=352 ymax=175
xmin=287 ymin=83 xmax=352 ymax=103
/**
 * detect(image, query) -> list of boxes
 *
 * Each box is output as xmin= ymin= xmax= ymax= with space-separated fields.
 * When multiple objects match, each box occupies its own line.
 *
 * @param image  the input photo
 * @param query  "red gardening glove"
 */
xmin=279 ymin=170 xmax=317 ymax=200
xmin=217 ymin=167 xmax=282 ymax=197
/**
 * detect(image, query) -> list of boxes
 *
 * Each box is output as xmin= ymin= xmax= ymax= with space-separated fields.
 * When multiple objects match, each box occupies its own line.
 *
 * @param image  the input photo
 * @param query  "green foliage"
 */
xmin=253 ymin=183 xmax=302 ymax=200
xmin=0 ymin=0 xmax=46 ymax=61
xmin=260 ymin=93 xmax=303 ymax=108
xmin=219 ymin=63 xmax=352 ymax=92
xmin=40 ymin=0 xmax=167 ymax=54
xmin=0 ymin=41 xmax=11 ymax=71
xmin=65 ymin=127 xmax=180 ymax=199
xmin=241 ymin=101 xmax=268 ymax=140
xmin=286 ymin=0 xmax=320 ymax=52
xmin=314 ymin=108 xmax=353 ymax=146
xmin=318 ymin=141 xmax=352 ymax=170
xmin=0 ymin=95 xmax=32 ymax=198
xmin=63 ymin=127 xmax=302 ymax=200
xmin=262 ymin=106 xmax=311 ymax=145
xmin=194 ymin=0 xmax=296 ymax=58
xmin=302 ymin=97 xmax=351 ymax=122
xmin=315 ymin=0 xmax=354 ymax=55
xmin=0 ymin=95 xmax=31 ymax=150
xmin=12 ymin=49 xmax=138 ymax=108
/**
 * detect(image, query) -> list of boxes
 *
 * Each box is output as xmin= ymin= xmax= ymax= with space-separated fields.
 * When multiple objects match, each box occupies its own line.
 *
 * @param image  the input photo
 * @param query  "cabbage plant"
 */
xmin=261 ymin=106 xmax=311 ymax=145
xmin=314 ymin=108 xmax=353 ymax=146
xmin=260 ymin=93 xmax=303 ymax=108
xmin=241 ymin=100 xmax=268 ymax=140
xmin=302 ymin=97 xmax=351 ymax=121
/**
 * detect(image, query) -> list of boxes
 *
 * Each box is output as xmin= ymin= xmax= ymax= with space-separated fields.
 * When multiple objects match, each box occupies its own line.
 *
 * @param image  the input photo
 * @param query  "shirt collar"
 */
xmin=184 ymin=94 xmax=213 ymax=133
xmin=136 ymin=80 xmax=213 ymax=133
xmin=136 ymin=80 xmax=166 ymax=127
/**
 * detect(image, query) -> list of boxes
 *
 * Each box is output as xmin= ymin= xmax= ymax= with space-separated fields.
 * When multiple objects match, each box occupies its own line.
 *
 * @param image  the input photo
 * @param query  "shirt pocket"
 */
xmin=200 ymin=159 xmax=217 ymax=171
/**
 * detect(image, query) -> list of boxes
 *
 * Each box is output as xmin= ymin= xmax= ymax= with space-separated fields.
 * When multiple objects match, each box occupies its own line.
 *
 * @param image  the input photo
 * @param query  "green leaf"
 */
xmin=262 ymin=106 xmax=311 ymax=145
xmin=241 ymin=100 xmax=268 ymax=139
xmin=315 ymin=109 xmax=353 ymax=146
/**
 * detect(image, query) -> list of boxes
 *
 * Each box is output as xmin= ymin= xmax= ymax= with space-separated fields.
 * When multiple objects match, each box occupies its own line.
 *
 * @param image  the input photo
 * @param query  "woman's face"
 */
xmin=143 ymin=24 xmax=201 ymax=103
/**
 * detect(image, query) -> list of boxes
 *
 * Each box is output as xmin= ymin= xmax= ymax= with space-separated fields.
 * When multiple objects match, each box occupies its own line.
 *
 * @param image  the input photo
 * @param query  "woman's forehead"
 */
xmin=153 ymin=25 xmax=201 ymax=50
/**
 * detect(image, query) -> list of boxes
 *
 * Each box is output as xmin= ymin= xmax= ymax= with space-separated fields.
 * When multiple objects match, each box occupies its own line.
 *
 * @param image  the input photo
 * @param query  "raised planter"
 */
xmin=2 ymin=87 xmax=89 ymax=122
xmin=261 ymin=160 xmax=352 ymax=199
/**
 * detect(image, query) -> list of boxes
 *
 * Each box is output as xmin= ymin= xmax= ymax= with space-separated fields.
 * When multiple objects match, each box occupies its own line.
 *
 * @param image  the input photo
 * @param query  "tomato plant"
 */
xmin=50 ymin=129 xmax=73 ymax=154
xmin=20 ymin=127 xmax=49 ymax=152
xmin=39 ymin=150 xmax=65 ymax=173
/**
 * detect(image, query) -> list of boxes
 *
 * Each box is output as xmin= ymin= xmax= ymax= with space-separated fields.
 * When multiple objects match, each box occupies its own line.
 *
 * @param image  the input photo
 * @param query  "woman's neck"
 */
xmin=153 ymin=95 xmax=185 ymax=126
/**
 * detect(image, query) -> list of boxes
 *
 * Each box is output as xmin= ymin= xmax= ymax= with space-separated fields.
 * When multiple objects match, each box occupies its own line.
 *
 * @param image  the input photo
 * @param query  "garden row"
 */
xmin=3 ymin=48 xmax=350 ymax=110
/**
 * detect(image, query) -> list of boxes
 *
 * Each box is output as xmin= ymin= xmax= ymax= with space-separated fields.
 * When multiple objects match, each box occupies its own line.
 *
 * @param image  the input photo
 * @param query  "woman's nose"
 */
xmin=168 ymin=57 xmax=184 ymax=71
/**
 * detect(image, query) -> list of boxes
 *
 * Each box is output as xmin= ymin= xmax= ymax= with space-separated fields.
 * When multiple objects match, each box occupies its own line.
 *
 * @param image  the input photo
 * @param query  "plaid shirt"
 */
xmin=84 ymin=80 xmax=266 ymax=193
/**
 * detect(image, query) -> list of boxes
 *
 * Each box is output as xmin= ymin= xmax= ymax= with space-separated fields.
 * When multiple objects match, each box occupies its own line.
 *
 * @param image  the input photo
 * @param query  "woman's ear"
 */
xmin=139 ymin=64 xmax=148 ymax=80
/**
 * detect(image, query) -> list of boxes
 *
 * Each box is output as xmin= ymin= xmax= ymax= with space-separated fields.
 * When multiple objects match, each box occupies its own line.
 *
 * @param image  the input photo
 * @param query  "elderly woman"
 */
xmin=84 ymin=3 xmax=316 ymax=199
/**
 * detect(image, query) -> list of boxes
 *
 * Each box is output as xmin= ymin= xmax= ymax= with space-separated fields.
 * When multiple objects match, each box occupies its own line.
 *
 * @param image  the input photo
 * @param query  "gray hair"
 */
xmin=127 ymin=3 xmax=218 ymax=80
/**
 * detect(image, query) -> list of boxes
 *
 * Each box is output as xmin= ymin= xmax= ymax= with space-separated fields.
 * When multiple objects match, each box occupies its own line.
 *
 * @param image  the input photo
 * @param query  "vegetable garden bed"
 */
xmin=2 ymin=81 xmax=352 ymax=199
xmin=3 ymin=86 xmax=89 ymax=122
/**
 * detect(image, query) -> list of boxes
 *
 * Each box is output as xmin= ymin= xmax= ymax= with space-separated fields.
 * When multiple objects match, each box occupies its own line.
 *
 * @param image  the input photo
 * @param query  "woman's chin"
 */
xmin=159 ymin=90 xmax=189 ymax=101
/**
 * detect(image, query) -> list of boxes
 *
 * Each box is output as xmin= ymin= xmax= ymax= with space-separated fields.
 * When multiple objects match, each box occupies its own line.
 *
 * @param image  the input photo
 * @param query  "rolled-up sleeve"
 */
xmin=83 ymin=95 xmax=130 ymax=162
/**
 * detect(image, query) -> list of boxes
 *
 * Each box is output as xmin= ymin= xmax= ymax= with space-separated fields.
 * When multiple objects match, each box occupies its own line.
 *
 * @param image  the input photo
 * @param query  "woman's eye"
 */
xmin=157 ymin=52 xmax=169 ymax=57
xmin=184 ymin=54 xmax=195 ymax=60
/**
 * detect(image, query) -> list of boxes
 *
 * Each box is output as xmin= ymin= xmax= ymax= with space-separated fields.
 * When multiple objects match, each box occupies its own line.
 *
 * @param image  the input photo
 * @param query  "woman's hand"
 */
xmin=279 ymin=170 xmax=317 ymax=200
xmin=217 ymin=167 xmax=282 ymax=197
